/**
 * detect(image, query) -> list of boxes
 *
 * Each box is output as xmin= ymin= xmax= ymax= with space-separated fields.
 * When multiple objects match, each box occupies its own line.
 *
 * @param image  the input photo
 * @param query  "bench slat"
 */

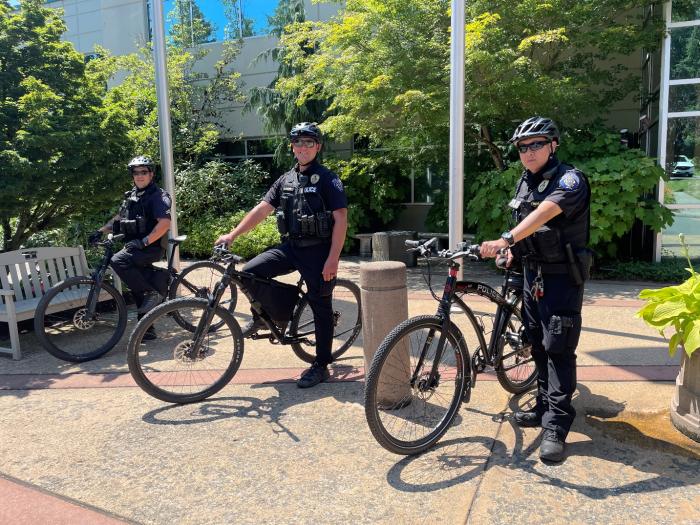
xmin=37 ymin=259 xmax=53 ymax=291
xmin=8 ymin=264 xmax=24 ymax=301
xmin=27 ymin=259 xmax=43 ymax=300
xmin=55 ymin=257 xmax=69 ymax=282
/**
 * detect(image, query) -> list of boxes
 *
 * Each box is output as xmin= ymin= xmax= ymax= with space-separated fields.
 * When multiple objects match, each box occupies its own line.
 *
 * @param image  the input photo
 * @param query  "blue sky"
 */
xmin=163 ymin=0 xmax=280 ymax=41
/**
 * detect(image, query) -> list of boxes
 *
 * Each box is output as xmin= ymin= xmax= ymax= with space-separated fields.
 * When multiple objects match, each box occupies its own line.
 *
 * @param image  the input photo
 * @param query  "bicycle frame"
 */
xmin=408 ymin=239 xmax=531 ymax=399
xmin=85 ymin=235 xmax=122 ymax=317
xmin=187 ymin=253 xmax=314 ymax=357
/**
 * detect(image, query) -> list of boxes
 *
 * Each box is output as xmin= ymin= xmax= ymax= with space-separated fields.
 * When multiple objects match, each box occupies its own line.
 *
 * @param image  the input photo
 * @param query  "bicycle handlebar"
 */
xmin=212 ymin=244 xmax=244 ymax=264
xmin=405 ymin=237 xmax=482 ymax=261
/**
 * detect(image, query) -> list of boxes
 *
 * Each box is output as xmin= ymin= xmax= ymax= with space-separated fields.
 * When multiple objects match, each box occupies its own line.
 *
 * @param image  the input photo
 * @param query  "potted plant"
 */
xmin=636 ymin=234 xmax=699 ymax=442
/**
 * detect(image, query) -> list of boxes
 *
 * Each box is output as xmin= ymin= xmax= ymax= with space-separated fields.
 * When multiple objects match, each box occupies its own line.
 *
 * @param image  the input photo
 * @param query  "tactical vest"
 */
xmin=114 ymin=183 xmax=163 ymax=243
xmin=510 ymin=160 xmax=591 ymax=266
xmin=275 ymin=169 xmax=333 ymax=247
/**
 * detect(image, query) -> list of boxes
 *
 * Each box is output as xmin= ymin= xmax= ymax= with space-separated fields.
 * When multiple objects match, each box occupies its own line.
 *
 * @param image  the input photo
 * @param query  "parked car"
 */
xmin=672 ymin=155 xmax=694 ymax=177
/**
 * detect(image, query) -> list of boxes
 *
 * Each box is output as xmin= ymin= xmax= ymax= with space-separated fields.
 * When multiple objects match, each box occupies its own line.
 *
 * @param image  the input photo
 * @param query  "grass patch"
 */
xmin=667 ymin=177 xmax=700 ymax=200
xmin=593 ymin=257 xmax=698 ymax=283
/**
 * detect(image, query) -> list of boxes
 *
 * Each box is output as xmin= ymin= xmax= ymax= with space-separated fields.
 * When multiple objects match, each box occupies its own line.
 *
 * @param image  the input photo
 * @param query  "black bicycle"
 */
xmin=34 ymin=234 xmax=236 ymax=362
xmin=126 ymin=245 xmax=362 ymax=404
xmin=364 ymin=238 xmax=536 ymax=455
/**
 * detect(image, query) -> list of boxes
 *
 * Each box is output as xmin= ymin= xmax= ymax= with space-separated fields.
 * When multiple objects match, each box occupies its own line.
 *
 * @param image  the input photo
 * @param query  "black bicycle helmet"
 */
xmin=289 ymin=122 xmax=322 ymax=142
xmin=127 ymin=155 xmax=155 ymax=174
xmin=509 ymin=116 xmax=560 ymax=144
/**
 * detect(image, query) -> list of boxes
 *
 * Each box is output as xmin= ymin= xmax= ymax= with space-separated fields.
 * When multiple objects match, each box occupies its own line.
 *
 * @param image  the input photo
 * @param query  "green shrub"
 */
xmin=325 ymin=155 xmax=409 ymax=250
xmin=465 ymin=131 xmax=674 ymax=257
xmin=593 ymin=258 xmax=696 ymax=282
xmin=175 ymin=159 xmax=268 ymax=223
xmin=181 ymin=211 xmax=280 ymax=260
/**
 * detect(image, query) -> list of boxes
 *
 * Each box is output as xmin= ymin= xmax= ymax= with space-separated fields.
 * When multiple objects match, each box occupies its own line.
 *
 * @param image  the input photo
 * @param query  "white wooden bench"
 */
xmin=0 ymin=246 xmax=96 ymax=360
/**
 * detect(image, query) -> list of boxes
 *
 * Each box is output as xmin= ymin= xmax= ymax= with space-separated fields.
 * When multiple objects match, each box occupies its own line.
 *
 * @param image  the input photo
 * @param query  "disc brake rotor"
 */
xmin=73 ymin=308 xmax=96 ymax=330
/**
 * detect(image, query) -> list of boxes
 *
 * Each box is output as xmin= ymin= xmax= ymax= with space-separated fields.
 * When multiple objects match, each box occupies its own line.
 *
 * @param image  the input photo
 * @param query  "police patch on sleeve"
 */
xmin=332 ymin=178 xmax=344 ymax=192
xmin=558 ymin=172 xmax=580 ymax=191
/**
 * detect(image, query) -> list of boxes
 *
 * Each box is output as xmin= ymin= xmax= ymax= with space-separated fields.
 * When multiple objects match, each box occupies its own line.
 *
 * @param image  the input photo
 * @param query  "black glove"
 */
xmin=88 ymin=230 xmax=103 ymax=245
xmin=125 ymin=238 xmax=146 ymax=251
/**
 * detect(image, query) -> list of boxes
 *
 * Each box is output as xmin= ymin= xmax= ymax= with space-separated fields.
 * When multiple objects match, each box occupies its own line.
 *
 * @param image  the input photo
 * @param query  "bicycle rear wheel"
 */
xmin=289 ymin=279 xmax=362 ymax=363
xmin=364 ymin=315 xmax=469 ymax=455
xmin=494 ymin=306 xmax=536 ymax=394
xmin=34 ymin=276 xmax=127 ymax=362
xmin=127 ymin=298 xmax=244 ymax=404
xmin=168 ymin=261 xmax=237 ymax=331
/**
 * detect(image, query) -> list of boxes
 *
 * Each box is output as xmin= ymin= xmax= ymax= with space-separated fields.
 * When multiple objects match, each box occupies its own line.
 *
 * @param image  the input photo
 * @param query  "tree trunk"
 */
xmin=670 ymin=349 xmax=700 ymax=442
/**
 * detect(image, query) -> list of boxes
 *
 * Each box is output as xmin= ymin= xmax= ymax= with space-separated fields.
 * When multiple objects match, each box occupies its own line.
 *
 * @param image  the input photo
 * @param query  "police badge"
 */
xmin=537 ymin=180 xmax=549 ymax=192
xmin=310 ymin=174 xmax=320 ymax=184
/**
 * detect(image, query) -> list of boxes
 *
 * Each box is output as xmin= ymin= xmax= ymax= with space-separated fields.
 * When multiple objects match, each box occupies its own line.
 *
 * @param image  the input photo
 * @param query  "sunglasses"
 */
xmin=516 ymin=140 xmax=551 ymax=153
xmin=291 ymin=138 xmax=318 ymax=148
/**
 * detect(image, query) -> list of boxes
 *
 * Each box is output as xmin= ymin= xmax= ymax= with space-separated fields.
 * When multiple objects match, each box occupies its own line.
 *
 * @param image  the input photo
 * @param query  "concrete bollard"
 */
xmin=371 ymin=232 xmax=390 ymax=262
xmin=360 ymin=261 xmax=411 ymax=404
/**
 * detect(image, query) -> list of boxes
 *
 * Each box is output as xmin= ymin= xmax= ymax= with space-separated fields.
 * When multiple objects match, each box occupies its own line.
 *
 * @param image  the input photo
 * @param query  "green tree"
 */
xmin=107 ymin=40 xmax=245 ymax=166
xmin=168 ymin=0 xmax=215 ymax=48
xmin=274 ymin=0 xmax=661 ymax=169
xmin=0 ymin=0 xmax=131 ymax=250
xmin=222 ymin=0 xmax=255 ymax=40
xmin=246 ymin=0 xmax=328 ymax=163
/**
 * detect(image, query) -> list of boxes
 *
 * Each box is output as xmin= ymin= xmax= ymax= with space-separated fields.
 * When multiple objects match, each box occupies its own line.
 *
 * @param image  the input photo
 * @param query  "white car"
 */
xmin=672 ymin=155 xmax=694 ymax=177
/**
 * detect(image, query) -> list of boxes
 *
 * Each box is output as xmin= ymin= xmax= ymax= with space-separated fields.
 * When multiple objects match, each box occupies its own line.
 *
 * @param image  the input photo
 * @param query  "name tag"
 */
xmin=303 ymin=186 xmax=318 ymax=193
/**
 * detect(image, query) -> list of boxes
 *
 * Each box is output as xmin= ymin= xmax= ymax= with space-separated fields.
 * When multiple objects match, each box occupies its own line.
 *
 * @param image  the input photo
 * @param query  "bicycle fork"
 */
xmin=188 ymin=274 xmax=233 ymax=356
xmin=411 ymin=266 xmax=473 ymax=402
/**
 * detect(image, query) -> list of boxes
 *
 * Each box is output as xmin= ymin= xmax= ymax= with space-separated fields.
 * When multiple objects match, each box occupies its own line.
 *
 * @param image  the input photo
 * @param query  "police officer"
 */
xmin=480 ymin=116 xmax=592 ymax=462
xmin=89 ymin=156 xmax=172 ymax=338
xmin=215 ymin=122 xmax=348 ymax=388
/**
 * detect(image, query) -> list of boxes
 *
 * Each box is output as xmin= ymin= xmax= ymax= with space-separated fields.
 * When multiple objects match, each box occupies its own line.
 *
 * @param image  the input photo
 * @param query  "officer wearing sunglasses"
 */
xmin=215 ymin=122 xmax=348 ymax=388
xmin=480 ymin=116 xmax=592 ymax=463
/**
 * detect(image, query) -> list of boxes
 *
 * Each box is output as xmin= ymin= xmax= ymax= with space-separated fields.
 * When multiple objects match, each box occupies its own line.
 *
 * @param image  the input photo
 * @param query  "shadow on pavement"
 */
xmin=383 ymin=383 xmax=699 ymax=497
xmin=140 ymin=378 xmax=366 ymax=444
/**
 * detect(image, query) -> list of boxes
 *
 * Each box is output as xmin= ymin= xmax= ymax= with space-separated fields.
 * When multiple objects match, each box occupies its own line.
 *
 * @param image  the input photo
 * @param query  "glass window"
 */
xmin=669 ymin=83 xmax=700 ymax=112
xmin=660 ymin=209 xmax=700 ymax=258
xmin=164 ymin=0 xmax=281 ymax=43
xmin=664 ymin=117 xmax=699 ymax=204
xmin=214 ymin=140 xmax=245 ymax=156
xmin=670 ymin=26 xmax=700 ymax=80
xmin=671 ymin=0 xmax=700 ymax=22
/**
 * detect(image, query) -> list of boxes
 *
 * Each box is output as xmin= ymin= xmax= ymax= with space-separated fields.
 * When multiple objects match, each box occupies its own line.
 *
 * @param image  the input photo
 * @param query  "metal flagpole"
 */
xmin=449 ymin=0 xmax=466 ymax=277
xmin=151 ymin=0 xmax=180 ymax=269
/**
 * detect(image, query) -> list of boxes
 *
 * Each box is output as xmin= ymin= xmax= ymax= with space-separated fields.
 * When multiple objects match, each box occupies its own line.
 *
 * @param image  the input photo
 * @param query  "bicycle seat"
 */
xmin=168 ymin=235 xmax=188 ymax=245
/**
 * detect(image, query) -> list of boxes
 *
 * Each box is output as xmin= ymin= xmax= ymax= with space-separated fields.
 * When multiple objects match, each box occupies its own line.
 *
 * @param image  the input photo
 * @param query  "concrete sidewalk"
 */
xmin=0 ymin=257 xmax=698 ymax=524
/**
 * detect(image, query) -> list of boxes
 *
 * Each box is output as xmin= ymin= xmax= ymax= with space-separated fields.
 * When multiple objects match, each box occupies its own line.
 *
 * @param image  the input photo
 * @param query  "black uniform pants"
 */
xmin=243 ymin=241 xmax=334 ymax=367
xmin=110 ymin=245 xmax=167 ymax=307
xmin=523 ymin=268 xmax=584 ymax=439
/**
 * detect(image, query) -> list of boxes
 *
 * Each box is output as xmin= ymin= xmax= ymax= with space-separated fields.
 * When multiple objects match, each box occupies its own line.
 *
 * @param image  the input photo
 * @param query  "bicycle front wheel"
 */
xmin=168 ymin=261 xmax=237 ymax=332
xmin=289 ymin=279 xmax=362 ymax=363
xmin=127 ymin=298 xmax=244 ymax=404
xmin=495 ymin=306 xmax=537 ymax=394
xmin=364 ymin=315 xmax=469 ymax=455
xmin=34 ymin=276 xmax=127 ymax=362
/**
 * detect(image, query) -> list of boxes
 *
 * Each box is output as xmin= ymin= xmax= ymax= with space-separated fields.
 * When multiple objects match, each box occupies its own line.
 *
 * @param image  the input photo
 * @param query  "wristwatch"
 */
xmin=500 ymin=231 xmax=515 ymax=247
xmin=141 ymin=236 xmax=150 ymax=247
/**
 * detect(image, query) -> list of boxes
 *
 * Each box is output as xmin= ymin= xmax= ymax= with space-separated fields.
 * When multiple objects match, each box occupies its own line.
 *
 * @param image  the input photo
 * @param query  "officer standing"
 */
xmin=90 ymin=156 xmax=172 ymax=339
xmin=480 ymin=116 xmax=592 ymax=462
xmin=215 ymin=122 xmax=348 ymax=388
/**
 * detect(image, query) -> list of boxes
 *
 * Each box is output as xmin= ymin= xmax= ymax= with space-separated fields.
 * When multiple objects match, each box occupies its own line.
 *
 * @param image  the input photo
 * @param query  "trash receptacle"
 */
xmin=372 ymin=231 xmax=417 ymax=267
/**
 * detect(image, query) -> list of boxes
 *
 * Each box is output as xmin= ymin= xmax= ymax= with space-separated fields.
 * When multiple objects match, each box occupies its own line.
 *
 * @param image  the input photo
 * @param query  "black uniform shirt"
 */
xmin=517 ymin=159 xmax=588 ymax=221
xmin=264 ymin=160 xmax=348 ymax=213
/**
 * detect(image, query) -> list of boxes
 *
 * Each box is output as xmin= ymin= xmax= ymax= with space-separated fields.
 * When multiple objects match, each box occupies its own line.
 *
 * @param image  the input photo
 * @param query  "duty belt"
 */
xmin=524 ymin=260 xmax=569 ymax=274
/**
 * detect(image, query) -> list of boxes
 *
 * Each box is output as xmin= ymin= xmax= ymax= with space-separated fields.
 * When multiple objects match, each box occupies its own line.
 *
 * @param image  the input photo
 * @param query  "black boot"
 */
xmin=514 ymin=409 xmax=543 ymax=428
xmin=540 ymin=429 xmax=565 ymax=462
xmin=138 ymin=291 xmax=164 ymax=315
